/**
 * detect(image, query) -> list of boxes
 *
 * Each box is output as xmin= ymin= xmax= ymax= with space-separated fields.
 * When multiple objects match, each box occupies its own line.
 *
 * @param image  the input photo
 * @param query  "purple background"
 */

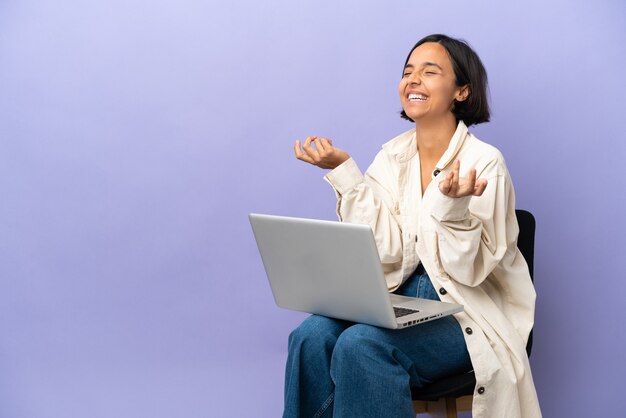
xmin=1 ymin=1 xmax=625 ymax=417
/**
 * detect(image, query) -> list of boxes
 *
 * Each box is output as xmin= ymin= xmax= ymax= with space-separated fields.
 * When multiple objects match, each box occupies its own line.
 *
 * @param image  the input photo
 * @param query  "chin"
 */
xmin=405 ymin=112 xmax=425 ymax=122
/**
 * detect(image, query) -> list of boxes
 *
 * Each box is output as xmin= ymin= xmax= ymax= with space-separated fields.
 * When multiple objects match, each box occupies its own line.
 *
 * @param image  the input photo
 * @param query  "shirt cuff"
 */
xmin=430 ymin=192 xmax=472 ymax=222
xmin=323 ymin=158 xmax=364 ymax=195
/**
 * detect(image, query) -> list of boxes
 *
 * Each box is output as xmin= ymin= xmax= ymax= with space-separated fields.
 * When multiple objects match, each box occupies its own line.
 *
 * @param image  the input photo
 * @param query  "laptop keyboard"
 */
xmin=393 ymin=306 xmax=420 ymax=318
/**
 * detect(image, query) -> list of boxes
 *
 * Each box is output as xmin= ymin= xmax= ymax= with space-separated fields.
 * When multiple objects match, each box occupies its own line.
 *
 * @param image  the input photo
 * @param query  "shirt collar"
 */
xmin=434 ymin=121 xmax=469 ymax=171
xmin=382 ymin=121 xmax=469 ymax=167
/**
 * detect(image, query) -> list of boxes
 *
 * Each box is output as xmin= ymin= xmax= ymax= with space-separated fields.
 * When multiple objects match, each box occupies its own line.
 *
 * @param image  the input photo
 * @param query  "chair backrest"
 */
xmin=515 ymin=209 xmax=536 ymax=357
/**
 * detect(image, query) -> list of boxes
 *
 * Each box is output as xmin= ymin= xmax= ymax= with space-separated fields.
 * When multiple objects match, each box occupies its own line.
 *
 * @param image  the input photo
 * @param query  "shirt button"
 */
xmin=439 ymin=288 xmax=447 ymax=295
xmin=477 ymin=386 xmax=485 ymax=394
xmin=465 ymin=327 xmax=473 ymax=335
xmin=433 ymin=169 xmax=441 ymax=177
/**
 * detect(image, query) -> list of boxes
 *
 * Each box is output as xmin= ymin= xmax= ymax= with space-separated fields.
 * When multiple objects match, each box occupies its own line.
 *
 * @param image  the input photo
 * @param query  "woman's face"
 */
xmin=399 ymin=42 xmax=468 ymax=124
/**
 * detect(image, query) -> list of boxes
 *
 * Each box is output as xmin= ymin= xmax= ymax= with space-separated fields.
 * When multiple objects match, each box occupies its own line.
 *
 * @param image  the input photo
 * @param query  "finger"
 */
xmin=473 ymin=179 xmax=488 ymax=196
xmin=294 ymin=140 xmax=301 ymax=156
xmin=319 ymin=137 xmax=333 ymax=151
xmin=302 ymin=136 xmax=317 ymax=150
xmin=298 ymin=153 xmax=317 ymax=164
xmin=467 ymin=168 xmax=477 ymax=185
xmin=446 ymin=160 xmax=460 ymax=194
xmin=314 ymin=137 xmax=326 ymax=153
xmin=464 ymin=168 xmax=477 ymax=194
xmin=296 ymin=138 xmax=318 ymax=162
xmin=439 ymin=172 xmax=454 ymax=194
xmin=294 ymin=140 xmax=316 ymax=164
xmin=443 ymin=161 xmax=456 ymax=195
xmin=302 ymin=136 xmax=320 ymax=162
xmin=453 ymin=160 xmax=461 ymax=184
xmin=294 ymin=140 xmax=305 ymax=157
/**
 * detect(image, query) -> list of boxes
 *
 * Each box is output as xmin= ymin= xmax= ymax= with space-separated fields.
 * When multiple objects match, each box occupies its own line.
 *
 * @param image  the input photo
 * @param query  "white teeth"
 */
xmin=408 ymin=93 xmax=427 ymax=101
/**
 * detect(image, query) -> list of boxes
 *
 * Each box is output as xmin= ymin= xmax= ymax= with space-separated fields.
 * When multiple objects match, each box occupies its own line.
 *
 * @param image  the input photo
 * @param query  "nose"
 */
xmin=407 ymin=71 xmax=421 ymax=85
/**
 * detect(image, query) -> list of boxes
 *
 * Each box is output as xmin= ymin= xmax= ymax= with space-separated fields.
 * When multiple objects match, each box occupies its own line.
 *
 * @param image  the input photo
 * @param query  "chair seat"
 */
xmin=411 ymin=371 xmax=475 ymax=401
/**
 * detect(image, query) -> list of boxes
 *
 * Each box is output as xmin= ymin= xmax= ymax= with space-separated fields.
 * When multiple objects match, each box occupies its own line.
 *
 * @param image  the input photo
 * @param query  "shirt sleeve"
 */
xmin=429 ymin=158 xmax=514 ymax=287
xmin=324 ymin=155 xmax=404 ymax=285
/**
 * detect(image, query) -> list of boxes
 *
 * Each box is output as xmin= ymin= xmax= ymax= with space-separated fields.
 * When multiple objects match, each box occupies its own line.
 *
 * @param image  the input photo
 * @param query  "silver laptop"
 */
xmin=249 ymin=213 xmax=463 ymax=329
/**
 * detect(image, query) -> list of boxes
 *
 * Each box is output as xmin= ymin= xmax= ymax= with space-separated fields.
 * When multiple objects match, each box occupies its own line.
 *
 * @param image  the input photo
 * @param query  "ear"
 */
xmin=456 ymin=85 xmax=470 ymax=102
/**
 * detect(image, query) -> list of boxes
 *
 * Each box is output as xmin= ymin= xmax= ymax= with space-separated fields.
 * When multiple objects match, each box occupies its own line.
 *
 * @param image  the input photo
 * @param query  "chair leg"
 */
xmin=445 ymin=398 xmax=458 ymax=418
xmin=456 ymin=395 xmax=472 ymax=412
xmin=413 ymin=400 xmax=428 ymax=414
xmin=413 ymin=398 xmax=459 ymax=418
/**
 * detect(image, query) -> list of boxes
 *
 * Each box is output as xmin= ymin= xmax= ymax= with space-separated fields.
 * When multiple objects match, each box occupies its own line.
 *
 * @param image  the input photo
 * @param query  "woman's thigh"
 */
xmin=333 ymin=315 xmax=472 ymax=386
xmin=289 ymin=314 xmax=352 ymax=343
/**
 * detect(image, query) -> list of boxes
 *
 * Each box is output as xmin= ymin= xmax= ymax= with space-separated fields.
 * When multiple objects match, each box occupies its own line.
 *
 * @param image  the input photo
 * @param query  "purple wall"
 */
xmin=1 ymin=0 xmax=625 ymax=417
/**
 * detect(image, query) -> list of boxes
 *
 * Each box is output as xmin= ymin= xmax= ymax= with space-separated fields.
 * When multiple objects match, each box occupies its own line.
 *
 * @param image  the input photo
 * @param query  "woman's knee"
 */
xmin=329 ymin=324 xmax=409 ymax=386
xmin=288 ymin=315 xmax=348 ymax=352
xmin=331 ymin=324 xmax=387 ymax=361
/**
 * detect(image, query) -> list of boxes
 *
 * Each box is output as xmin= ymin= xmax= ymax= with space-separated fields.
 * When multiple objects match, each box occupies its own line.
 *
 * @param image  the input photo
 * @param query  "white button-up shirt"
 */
xmin=324 ymin=121 xmax=542 ymax=418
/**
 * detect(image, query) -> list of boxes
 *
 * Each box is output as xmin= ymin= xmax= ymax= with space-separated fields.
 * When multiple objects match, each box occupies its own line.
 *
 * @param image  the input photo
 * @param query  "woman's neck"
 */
xmin=414 ymin=116 xmax=458 ymax=161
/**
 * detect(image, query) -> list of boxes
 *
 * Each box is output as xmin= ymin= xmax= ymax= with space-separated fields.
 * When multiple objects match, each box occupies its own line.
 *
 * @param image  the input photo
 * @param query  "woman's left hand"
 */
xmin=438 ymin=159 xmax=488 ymax=198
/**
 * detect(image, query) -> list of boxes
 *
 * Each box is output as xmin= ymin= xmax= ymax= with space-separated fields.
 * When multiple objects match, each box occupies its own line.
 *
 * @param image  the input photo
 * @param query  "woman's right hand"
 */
xmin=294 ymin=136 xmax=350 ymax=170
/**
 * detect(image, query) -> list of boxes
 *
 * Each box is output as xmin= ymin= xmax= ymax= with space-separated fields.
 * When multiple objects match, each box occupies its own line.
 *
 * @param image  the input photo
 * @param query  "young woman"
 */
xmin=290 ymin=34 xmax=541 ymax=418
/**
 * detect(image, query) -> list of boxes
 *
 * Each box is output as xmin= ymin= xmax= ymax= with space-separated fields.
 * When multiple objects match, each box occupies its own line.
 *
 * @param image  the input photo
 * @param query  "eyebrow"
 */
xmin=404 ymin=62 xmax=443 ymax=70
xmin=423 ymin=62 xmax=443 ymax=70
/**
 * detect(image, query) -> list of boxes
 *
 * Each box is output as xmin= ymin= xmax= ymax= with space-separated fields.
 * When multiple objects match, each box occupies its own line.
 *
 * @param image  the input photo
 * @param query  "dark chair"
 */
xmin=412 ymin=209 xmax=536 ymax=417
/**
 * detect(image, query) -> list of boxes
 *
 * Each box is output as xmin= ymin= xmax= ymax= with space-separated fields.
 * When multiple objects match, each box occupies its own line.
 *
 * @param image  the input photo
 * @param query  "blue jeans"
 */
xmin=283 ymin=265 xmax=472 ymax=418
